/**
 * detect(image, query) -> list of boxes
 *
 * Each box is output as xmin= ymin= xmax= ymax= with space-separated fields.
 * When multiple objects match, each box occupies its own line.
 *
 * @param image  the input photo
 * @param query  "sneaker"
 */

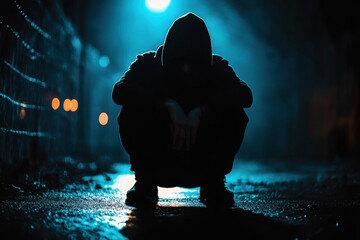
xmin=199 ymin=177 xmax=235 ymax=208
xmin=125 ymin=182 xmax=158 ymax=207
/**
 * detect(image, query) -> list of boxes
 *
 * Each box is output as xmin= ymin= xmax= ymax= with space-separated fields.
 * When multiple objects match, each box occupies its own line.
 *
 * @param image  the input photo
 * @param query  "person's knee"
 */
xmin=201 ymin=108 xmax=247 ymax=134
xmin=118 ymin=107 xmax=172 ymax=154
xmin=196 ymin=108 xmax=248 ymax=155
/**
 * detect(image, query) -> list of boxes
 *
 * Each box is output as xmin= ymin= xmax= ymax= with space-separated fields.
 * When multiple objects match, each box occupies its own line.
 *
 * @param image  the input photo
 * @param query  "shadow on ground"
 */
xmin=121 ymin=206 xmax=299 ymax=240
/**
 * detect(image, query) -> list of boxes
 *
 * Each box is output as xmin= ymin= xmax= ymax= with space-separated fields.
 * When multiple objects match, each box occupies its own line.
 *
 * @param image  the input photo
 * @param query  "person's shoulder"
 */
xmin=135 ymin=51 xmax=156 ymax=62
xmin=212 ymin=54 xmax=245 ymax=82
xmin=212 ymin=54 xmax=230 ymax=67
xmin=128 ymin=52 xmax=155 ymax=71
xmin=130 ymin=47 xmax=162 ymax=69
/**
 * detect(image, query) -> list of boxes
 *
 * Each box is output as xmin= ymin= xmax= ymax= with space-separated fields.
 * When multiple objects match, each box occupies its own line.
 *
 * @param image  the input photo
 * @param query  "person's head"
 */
xmin=162 ymin=13 xmax=212 ymax=78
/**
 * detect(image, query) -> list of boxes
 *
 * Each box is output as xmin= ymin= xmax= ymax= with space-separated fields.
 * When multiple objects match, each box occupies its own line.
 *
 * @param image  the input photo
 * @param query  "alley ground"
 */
xmin=1 ymin=159 xmax=359 ymax=239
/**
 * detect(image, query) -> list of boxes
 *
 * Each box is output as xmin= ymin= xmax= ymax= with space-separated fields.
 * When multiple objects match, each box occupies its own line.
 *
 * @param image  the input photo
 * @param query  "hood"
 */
xmin=161 ymin=13 xmax=212 ymax=70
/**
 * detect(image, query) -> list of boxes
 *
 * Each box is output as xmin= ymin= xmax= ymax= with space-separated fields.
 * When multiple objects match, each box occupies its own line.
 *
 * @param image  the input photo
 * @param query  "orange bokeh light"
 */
xmin=63 ymin=99 xmax=71 ymax=111
xmin=20 ymin=101 xmax=26 ymax=119
xmin=99 ymin=112 xmax=108 ymax=125
xmin=20 ymin=108 xmax=26 ymax=119
xmin=51 ymin=98 xmax=60 ymax=110
xmin=70 ymin=99 xmax=78 ymax=112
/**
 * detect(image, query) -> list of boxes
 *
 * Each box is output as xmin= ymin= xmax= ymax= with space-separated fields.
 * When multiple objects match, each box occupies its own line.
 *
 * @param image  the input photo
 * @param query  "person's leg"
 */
xmin=119 ymin=106 xmax=206 ymax=188
xmin=117 ymin=105 xmax=248 ymax=207
xmin=118 ymin=106 xmax=172 ymax=171
xmin=193 ymin=107 xmax=249 ymax=206
xmin=190 ymin=108 xmax=248 ymax=176
xmin=118 ymin=106 xmax=172 ymax=206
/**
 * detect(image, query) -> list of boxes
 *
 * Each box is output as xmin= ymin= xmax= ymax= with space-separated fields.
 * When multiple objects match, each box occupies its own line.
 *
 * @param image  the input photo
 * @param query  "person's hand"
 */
xmin=165 ymin=100 xmax=188 ymax=151
xmin=165 ymin=100 xmax=202 ymax=151
xmin=186 ymin=107 xmax=201 ymax=151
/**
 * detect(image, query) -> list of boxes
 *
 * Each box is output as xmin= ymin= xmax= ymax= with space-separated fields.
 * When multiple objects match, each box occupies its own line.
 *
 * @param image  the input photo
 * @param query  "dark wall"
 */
xmin=0 ymin=0 xmax=124 ymax=184
xmin=228 ymin=0 xmax=359 ymax=161
xmin=0 ymin=0 xmax=83 ymax=179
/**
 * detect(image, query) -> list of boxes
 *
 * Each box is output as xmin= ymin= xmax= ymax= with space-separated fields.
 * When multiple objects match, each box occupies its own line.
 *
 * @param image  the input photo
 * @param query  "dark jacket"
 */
xmin=112 ymin=13 xmax=252 ymax=114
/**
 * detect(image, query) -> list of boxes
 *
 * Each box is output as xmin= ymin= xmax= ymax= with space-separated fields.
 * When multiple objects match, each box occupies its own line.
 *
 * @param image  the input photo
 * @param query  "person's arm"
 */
xmin=210 ymin=80 xmax=252 ymax=109
xmin=112 ymin=54 xmax=158 ymax=107
xmin=202 ymin=57 xmax=253 ymax=115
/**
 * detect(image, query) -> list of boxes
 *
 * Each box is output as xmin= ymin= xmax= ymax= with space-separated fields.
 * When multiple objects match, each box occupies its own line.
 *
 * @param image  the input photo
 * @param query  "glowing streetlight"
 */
xmin=145 ymin=0 xmax=171 ymax=12
xmin=99 ymin=56 xmax=110 ymax=68
xmin=51 ymin=98 xmax=60 ymax=110
xmin=70 ymin=99 xmax=78 ymax=112
xmin=99 ymin=112 xmax=108 ymax=125
xmin=63 ymin=99 xmax=71 ymax=111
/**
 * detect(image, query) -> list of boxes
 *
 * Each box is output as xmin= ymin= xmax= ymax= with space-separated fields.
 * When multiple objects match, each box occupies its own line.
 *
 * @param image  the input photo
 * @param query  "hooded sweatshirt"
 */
xmin=162 ymin=12 xmax=212 ymax=68
xmin=112 ymin=13 xmax=252 ymax=113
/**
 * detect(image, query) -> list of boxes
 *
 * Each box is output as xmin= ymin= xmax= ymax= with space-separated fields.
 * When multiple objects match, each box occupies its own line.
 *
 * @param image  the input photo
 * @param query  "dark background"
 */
xmin=1 ymin=0 xmax=359 ymax=183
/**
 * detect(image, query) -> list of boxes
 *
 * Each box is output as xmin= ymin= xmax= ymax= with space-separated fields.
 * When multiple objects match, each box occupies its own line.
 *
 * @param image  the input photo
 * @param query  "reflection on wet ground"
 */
xmin=0 ymin=159 xmax=359 ymax=239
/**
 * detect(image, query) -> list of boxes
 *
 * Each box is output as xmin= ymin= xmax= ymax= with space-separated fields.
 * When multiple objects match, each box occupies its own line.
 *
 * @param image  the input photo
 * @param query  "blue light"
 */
xmin=71 ymin=37 xmax=81 ymax=49
xmin=145 ymin=0 xmax=171 ymax=12
xmin=99 ymin=56 xmax=110 ymax=68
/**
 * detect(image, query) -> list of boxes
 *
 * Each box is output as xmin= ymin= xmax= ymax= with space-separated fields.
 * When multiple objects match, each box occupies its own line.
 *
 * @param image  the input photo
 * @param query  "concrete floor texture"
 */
xmin=1 ymin=159 xmax=359 ymax=239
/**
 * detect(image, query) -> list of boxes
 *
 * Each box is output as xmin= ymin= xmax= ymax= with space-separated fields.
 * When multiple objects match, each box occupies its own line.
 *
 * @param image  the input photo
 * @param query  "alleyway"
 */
xmin=1 ymin=159 xmax=359 ymax=239
xmin=1 ymin=0 xmax=360 ymax=239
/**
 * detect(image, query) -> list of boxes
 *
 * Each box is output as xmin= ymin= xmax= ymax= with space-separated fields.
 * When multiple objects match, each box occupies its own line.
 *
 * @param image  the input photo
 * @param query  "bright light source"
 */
xmin=63 ymin=99 xmax=71 ymax=111
xmin=99 ymin=56 xmax=110 ymax=68
xmin=51 ymin=98 xmax=60 ymax=110
xmin=145 ymin=0 xmax=170 ymax=12
xmin=70 ymin=99 xmax=78 ymax=112
xmin=20 ymin=101 xmax=26 ymax=108
xmin=99 ymin=112 xmax=108 ymax=125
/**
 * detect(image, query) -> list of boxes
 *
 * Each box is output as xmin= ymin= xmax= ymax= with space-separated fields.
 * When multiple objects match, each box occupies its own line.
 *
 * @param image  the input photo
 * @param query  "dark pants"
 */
xmin=118 ymin=106 xmax=248 ymax=187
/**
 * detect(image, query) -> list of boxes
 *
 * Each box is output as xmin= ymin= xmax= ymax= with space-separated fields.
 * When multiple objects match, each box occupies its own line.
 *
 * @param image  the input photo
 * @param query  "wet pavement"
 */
xmin=1 ymin=159 xmax=359 ymax=239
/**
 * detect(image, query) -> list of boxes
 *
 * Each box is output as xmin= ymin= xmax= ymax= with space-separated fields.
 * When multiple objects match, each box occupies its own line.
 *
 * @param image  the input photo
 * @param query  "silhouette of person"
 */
xmin=112 ymin=13 xmax=252 ymax=207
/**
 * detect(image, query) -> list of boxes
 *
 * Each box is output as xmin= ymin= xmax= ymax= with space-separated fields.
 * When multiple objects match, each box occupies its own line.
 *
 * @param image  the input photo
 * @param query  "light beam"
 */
xmin=145 ymin=0 xmax=171 ymax=12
